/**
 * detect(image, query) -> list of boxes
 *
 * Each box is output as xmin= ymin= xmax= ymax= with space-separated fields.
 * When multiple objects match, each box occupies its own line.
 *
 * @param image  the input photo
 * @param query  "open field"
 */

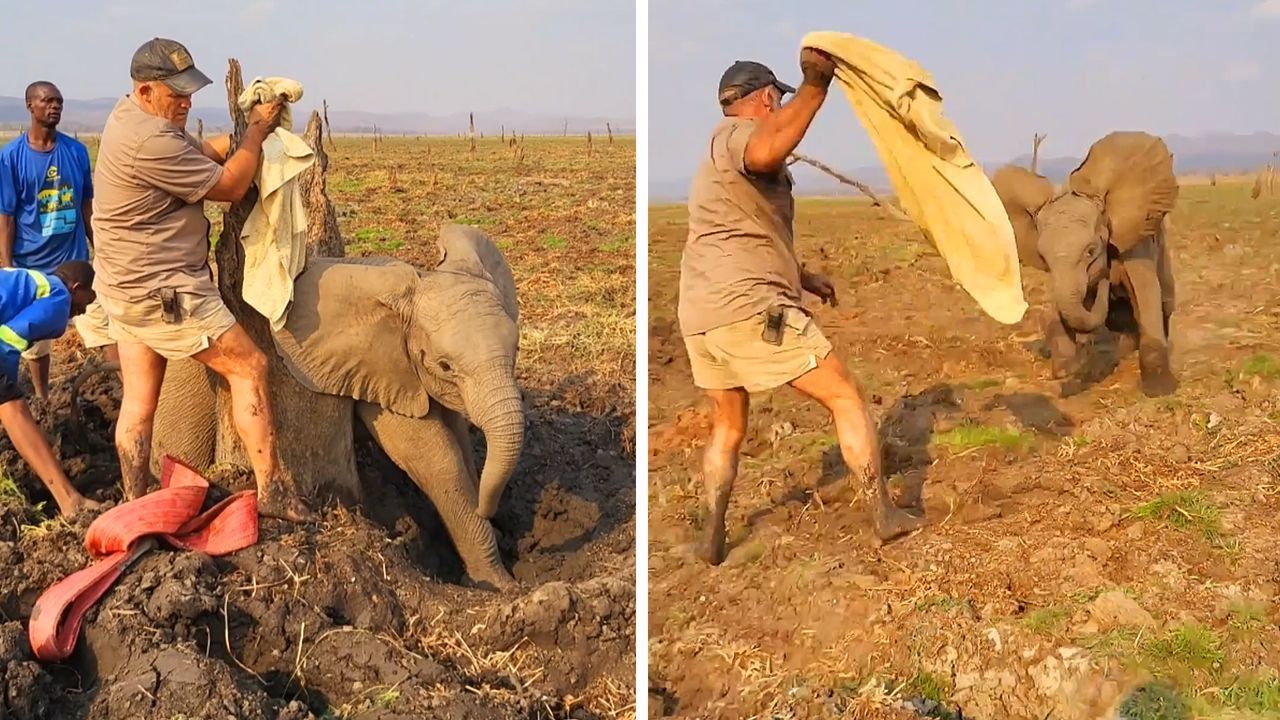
xmin=647 ymin=181 xmax=1280 ymax=718
xmin=0 ymin=134 xmax=637 ymax=719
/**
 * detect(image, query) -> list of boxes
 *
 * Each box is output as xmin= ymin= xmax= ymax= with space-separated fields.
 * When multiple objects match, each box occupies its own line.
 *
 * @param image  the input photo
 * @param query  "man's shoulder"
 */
xmin=710 ymin=115 xmax=756 ymax=138
xmin=0 ymin=135 xmax=23 ymax=160
xmin=55 ymin=132 xmax=90 ymax=155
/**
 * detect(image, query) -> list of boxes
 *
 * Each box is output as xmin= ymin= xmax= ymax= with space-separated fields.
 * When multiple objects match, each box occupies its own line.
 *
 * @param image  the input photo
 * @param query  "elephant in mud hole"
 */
xmin=992 ymin=131 xmax=1179 ymax=397
xmin=74 ymin=224 xmax=526 ymax=591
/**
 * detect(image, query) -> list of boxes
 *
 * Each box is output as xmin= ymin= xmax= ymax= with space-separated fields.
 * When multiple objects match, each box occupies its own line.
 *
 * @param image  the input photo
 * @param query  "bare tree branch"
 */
xmin=787 ymin=152 xmax=911 ymax=222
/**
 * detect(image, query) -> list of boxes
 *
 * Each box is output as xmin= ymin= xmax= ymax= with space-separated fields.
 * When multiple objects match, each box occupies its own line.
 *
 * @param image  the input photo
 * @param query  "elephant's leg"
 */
xmin=441 ymin=407 xmax=478 ymax=496
xmin=151 ymin=358 xmax=218 ymax=479
xmin=356 ymin=401 xmax=516 ymax=591
xmin=1045 ymin=312 xmax=1081 ymax=379
xmin=1156 ymin=235 xmax=1176 ymax=343
xmin=1120 ymin=244 xmax=1177 ymax=397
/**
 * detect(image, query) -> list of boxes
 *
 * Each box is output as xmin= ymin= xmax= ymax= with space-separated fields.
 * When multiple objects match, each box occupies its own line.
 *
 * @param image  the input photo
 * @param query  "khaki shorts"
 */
xmin=98 ymin=290 xmax=237 ymax=360
xmin=683 ymin=307 xmax=833 ymax=393
xmin=72 ymin=299 xmax=115 ymax=349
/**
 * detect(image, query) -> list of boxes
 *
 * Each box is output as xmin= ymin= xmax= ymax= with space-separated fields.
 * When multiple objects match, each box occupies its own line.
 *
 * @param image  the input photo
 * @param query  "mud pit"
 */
xmin=648 ymin=183 xmax=1280 ymax=719
xmin=0 ymin=336 xmax=635 ymax=718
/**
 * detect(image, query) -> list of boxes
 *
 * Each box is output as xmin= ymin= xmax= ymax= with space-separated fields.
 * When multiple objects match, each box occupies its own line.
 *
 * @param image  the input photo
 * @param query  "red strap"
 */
xmin=28 ymin=456 xmax=259 ymax=662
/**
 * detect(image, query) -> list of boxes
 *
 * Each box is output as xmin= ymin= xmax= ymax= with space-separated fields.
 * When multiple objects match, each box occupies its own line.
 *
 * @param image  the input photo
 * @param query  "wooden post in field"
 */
xmin=323 ymin=99 xmax=335 ymax=150
xmin=563 ymin=118 xmax=568 ymax=137
xmin=469 ymin=112 xmax=476 ymax=154
xmin=1031 ymin=133 xmax=1047 ymax=174
xmin=1210 ymin=173 xmax=1217 ymax=187
xmin=587 ymin=130 xmax=593 ymax=158
xmin=501 ymin=124 xmax=505 ymax=143
xmin=197 ymin=118 xmax=204 ymax=143
xmin=607 ymin=122 xmax=614 ymax=145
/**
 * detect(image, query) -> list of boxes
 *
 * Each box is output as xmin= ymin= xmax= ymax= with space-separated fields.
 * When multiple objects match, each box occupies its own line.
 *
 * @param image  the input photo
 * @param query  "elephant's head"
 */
xmin=274 ymin=224 xmax=523 ymax=519
xmin=992 ymin=131 xmax=1178 ymax=333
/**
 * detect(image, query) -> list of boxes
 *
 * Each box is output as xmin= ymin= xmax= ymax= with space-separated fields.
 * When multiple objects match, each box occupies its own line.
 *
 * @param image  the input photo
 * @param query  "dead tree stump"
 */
xmin=211 ymin=59 xmax=360 ymax=506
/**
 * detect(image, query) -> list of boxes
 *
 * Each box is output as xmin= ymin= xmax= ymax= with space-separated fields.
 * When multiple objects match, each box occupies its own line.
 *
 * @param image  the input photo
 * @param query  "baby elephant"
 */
xmin=992 ymin=131 xmax=1178 ymax=397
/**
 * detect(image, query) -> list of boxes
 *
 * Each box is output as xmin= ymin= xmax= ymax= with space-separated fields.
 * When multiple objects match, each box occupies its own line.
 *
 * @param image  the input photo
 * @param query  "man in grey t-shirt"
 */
xmin=92 ymin=38 xmax=314 ymax=522
xmin=677 ymin=48 xmax=924 ymax=564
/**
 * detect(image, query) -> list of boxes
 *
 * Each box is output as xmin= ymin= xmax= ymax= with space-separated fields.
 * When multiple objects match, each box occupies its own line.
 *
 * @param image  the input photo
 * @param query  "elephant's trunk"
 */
xmin=466 ymin=364 xmax=525 ymax=520
xmin=1053 ymin=270 xmax=1110 ymax=333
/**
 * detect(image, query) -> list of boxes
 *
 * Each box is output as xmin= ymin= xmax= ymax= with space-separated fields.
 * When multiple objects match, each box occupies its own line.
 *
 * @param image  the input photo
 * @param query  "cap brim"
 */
xmin=774 ymin=80 xmax=797 ymax=95
xmin=162 ymin=66 xmax=213 ymax=95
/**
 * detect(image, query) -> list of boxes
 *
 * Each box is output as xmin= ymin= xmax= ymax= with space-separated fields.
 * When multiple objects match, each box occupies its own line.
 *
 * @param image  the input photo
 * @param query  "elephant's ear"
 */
xmin=272 ymin=257 xmax=431 ymax=417
xmin=435 ymin=224 xmax=519 ymax=323
xmin=991 ymin=164 xmax=1053 ymax=272
xmin=1067 ymin=131 xmax=1178 ymax=253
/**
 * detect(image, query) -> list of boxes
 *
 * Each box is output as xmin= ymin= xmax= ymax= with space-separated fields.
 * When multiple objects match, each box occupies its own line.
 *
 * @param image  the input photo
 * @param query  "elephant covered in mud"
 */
xmin=80 ymin=224 xmax=525 ymax=591
xmin=992 ymin=131 xmax=1179 ymax=397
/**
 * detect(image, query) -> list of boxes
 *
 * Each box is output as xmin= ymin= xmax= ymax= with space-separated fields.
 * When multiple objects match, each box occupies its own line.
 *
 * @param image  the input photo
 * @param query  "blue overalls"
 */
xmin=0 ymin=267 xmax=71 ymax=400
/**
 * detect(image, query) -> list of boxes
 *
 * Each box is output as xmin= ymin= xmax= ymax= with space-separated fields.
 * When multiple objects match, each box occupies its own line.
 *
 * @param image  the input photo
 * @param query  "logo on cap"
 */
xmin=168 ymin=48 xmax=193 ymax=72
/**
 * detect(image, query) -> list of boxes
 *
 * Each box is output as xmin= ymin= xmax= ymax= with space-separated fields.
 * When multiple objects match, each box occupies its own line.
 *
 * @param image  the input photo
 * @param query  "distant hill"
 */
xmin=650 ymin=131 xmax=1280 ymax=203
xmin=0 ymin=95 xmax=634 ymax=137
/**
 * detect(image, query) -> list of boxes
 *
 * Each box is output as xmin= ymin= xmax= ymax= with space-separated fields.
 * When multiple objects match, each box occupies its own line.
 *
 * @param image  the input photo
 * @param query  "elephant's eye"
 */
xmin=437 ymin=360 xmax=453 ymax=374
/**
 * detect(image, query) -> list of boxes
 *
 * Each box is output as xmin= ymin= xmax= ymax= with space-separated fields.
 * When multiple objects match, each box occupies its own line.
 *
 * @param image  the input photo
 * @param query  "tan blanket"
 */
xmin=800 ymin=31 xmax=1028 ymax=325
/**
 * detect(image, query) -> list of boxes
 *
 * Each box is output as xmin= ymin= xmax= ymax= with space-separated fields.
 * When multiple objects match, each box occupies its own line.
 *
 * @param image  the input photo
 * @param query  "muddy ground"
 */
xmin=647 ymin=182 xmax=1280 ymax=719
xmin=0 ymin=136 xmax=637 ymax=719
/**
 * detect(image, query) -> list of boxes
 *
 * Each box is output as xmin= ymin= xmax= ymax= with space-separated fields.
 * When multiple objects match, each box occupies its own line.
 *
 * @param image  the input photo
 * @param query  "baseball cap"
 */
xmin=717 ymin=60 xmax=796 ymax=107
xmin=130 ymin=38 xmax=212 ymax=95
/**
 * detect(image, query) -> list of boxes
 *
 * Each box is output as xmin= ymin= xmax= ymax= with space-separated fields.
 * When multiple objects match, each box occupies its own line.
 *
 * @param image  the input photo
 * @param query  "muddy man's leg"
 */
xmin=790 ymin=354 xmax=925 ymax=543
xmin=699 ymin=388 xmax=748 ymax=565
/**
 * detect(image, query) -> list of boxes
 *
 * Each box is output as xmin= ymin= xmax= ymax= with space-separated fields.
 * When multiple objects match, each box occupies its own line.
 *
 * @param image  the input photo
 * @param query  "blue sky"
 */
xmin=0 ymin=0 xmax=635 ymax=118
xmin=650 ymin=0 xmax=1280 ymax=186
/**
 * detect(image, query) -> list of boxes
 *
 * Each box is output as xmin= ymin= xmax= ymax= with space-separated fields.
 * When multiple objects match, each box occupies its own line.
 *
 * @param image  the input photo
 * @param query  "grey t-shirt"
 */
xmin=91 ymin=95 xmax=224 ymax=303
xmin=677 ymin=116 xmax=802 ymax=337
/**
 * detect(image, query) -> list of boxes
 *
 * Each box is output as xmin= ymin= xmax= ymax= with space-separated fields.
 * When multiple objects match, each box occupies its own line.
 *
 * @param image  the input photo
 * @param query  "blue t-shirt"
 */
xmin=0 ymin=132 xmax=93 ymax=273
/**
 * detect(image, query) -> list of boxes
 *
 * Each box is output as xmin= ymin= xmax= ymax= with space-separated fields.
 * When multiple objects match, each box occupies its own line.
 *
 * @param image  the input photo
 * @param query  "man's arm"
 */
xmin=0 ymin=154 xmax=15 ymax=267
xmin=0 ymin=215 xmax=13 ymax=269
xmin=81 ymin=200 xmax=93 ymax=249
xmin=743 ymin=48 xmax=837 ymax=175
xmin=80 ymin=147 xmax=94 ymax=249
xmin=201 ymin=98 xmax=286 ymax=203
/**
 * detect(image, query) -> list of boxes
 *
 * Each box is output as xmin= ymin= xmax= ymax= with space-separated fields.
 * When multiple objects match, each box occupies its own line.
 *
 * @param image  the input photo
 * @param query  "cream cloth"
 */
xmin=801 ymin=31 xmax=1028 ymax=325
xmin=235 ymin=77 xmax=315 ymax=330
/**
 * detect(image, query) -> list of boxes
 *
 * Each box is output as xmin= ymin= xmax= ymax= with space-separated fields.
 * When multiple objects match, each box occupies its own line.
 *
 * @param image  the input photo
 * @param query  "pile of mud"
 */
xmin=0 ymin=342 xmax=636 ymax=719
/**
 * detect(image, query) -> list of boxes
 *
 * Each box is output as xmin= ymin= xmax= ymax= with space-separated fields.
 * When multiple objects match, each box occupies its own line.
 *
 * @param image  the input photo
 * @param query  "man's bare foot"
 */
xmin=258 ymin=485 xmax=318 ymax=523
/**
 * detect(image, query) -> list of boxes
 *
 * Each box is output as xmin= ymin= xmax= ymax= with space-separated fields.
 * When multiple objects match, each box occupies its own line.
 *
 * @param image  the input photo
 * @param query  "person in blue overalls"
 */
xmin=0 ymin=81 xmax=100 ymax=402
xmin=0 ymin=260 xmax=100 ymax=516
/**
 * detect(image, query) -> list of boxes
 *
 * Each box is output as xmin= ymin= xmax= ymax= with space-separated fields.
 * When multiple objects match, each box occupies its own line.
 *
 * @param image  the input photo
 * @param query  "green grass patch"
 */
xmin=1143 ymin=624 xmax=1227 ymax=676
xmin=349 ymin=228 xmax=404 ymax=254
xmin=542 ymin=234 xmax=567 ymax=250
xmin=451 ymin=214 xmax=498 ymax=229
xmin=1227 ymin=600 xmax=1268 ymax=637
xmin=1241 ymin=353 xmax=1280 ymax=381
xmin=0 ymin=470 xmax=27 ymax=506
xmin=1131 ymin=491 xmax=1224 ymax=543
xmin=329 ymin=177 xmax=365 ymax=193
xmin=1022 ymin=605 xmax=1072 ymax=635
xmin=959 ymin=378 xmax=1002 ymax=391
xmin=1213 ymin=673 xmax=1280 ymax=715
xmin=904 ymin=670 xmax=952 ymax=706
xmin=932 ymin=423 xmax=1033 ymax=452
xmin=600 ymin=234 xmax=634 ymax=252
xmin=1115 ymin=681 xmax=1190 ymax=720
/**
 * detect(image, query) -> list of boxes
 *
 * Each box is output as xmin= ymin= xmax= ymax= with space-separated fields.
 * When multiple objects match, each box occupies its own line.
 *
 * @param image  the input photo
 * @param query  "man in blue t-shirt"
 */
xmin=0 ymin=81 xmax=100 ymax=402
